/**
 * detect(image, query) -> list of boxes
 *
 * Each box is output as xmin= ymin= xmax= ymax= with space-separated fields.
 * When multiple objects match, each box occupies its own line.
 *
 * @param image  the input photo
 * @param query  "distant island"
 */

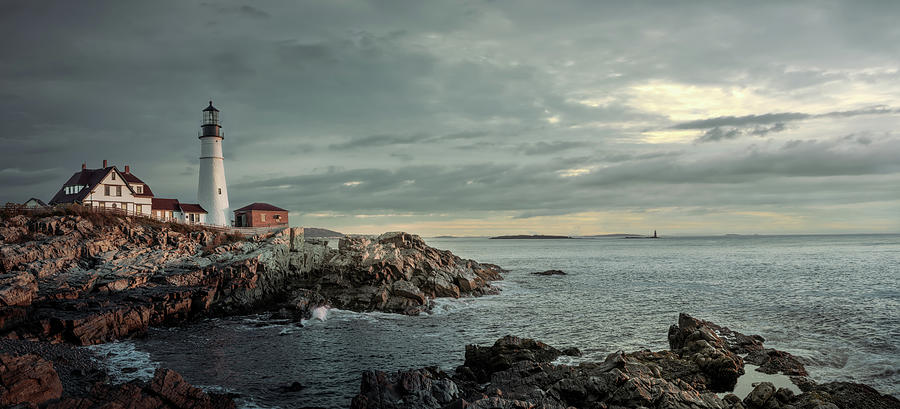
xmin=577 ymin=233 xmax=642 ymax=238
xmin=490 ymin=235 xmax=572 ymax=239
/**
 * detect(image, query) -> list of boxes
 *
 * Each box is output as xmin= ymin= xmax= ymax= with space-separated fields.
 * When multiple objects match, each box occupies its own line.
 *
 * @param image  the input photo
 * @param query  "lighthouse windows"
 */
xmin=218 ymin=188 xmax=222 ymax=195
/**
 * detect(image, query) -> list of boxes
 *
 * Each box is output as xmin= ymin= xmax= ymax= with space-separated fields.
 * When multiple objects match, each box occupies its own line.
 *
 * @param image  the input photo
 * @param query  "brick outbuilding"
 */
xmin=233 ymin=203 xmax=288 ymax=227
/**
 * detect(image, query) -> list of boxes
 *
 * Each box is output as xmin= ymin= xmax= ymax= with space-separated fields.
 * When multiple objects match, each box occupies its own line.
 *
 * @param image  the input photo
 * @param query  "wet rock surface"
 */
xmin=351 ymin=314 xmax=900 ymax=409
xmin=745 ymin=348 xmax=809 ymax=376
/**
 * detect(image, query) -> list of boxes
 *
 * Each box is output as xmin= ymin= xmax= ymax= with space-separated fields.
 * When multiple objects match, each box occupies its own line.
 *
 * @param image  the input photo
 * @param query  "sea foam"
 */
xmin=86 ymin=341 xmax=159 ymax=383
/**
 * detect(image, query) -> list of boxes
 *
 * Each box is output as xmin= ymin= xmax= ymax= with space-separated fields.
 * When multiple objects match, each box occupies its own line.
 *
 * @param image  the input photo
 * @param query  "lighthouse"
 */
xmin=197 ymin=101 xmax=230 ymax=226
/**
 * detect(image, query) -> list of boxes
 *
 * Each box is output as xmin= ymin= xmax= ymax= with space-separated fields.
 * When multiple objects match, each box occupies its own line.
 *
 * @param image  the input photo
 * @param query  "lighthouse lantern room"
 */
xmin=197 ymin=101 xmax=230 ymax=226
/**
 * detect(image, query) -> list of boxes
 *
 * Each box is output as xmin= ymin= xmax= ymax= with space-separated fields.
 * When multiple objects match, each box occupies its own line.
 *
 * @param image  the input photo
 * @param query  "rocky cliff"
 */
xmin=350 ymin=313 xmax=900 ymax=409
xmin=0 ymin=209 xmax=505 ymax=407
xmin=0 ymin=211 xmax=503 ymax=345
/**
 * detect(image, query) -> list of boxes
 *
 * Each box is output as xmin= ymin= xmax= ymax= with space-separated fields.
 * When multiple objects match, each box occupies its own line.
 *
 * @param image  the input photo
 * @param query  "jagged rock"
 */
xmin=669 ymin=314 xmax=765 ymax=354
xmin=272 ymin=381 xmax=304 ymax=393
xmin=1 ymin=212 xmax=503 ymax=343
xmin=462 ymin=336 xmax=563 ymax=383
xmin=148 ymin=368 xmax=234 ymax=408
xmin=282 ymin=289 xmax=328 ymax=320
xmin=532 ymin=270 xmax=566 ymax=276
xmin=744 ymin=382 xmax=775 ymax=408
xmin=0 ymin=353 xmax=63 ymax=406
xmin=323 ymin=232 xmax=504 ymax=314
xmin=391 ymin=280 xmax=426 ymax=304
xmin=561 ymin=347 xmax=581 ymax=357
xmin=0 ymin=272 xmax=37 ymax=307
xmin=47 ymin=368 xmax=235 ymax=409
xmin=667 ymin=313 xmax=746 ymax=391
xmin=467 ymin=396 xmax=550 ymax=409
xmin=745 ymin=348 xmax=808 ymax=376
xmin=774 ymin=387 xmax=794 ymax=404
xmin=354 ymin=315 xmax=874 ymax=409
xmin=350 ymin=367 xmax=460 ymax=409
xmin=797 ymin=382 xmax=900 ymax=409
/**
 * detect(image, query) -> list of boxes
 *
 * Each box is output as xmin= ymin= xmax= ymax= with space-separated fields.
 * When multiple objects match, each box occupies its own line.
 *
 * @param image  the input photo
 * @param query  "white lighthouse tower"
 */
xmin=197 ymin=101 xmax=230 ymax=226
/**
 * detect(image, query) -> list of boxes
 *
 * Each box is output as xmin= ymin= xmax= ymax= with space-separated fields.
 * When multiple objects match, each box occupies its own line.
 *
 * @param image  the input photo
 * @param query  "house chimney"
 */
xmin=103 ymin=160 xmax=107 ymax=168
xmin=82 ymin=163 xmax=86 ymax=170
xmin=125 ymin=165 xmax=130 ymax=174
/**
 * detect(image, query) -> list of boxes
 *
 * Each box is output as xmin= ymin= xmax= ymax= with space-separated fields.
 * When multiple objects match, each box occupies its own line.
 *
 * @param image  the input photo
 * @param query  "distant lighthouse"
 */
xmin=197 ymin=101 xmax=230 ymax=226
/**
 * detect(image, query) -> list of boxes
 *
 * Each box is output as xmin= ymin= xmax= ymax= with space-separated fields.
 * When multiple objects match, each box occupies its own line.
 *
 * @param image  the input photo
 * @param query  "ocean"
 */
xmin=90 ymin=234 xmax=900 ymax=408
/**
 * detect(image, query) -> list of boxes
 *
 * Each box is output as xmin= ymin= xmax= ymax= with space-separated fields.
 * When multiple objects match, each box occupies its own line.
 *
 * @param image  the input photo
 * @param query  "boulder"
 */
xmin=148 ymin=368 xmax=233 ymax=409
xmin=745 ymin=348 xmax=808 ymax=376
xmin=350 ymin=367 xmax=460 ymax=409
xmin=0 ymin=353 xmax=63 ymax=406
xmin=743 ymin=382 xmax=775 ymax=408
xmin=462 ymin=336 xmax=563 ymax=383
xmin=667 ymin=313 xmax=746 ymax=391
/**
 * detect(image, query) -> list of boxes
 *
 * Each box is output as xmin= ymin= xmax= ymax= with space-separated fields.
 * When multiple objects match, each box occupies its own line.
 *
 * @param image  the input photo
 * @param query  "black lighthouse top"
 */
xmin=203 ymin=100 xmax=219 ymax=112
xmin=200 ymin=100 xmax=222 ymax=138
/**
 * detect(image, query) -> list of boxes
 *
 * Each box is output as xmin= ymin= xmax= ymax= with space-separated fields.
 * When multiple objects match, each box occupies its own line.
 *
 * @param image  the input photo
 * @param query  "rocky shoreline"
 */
xmin=1 ymin=210 xmax=896 ymax=408
xmin=0 ymin=209 xmax=504 ymax=407
xmin=350 ymin=314 xmax=900 ymax=409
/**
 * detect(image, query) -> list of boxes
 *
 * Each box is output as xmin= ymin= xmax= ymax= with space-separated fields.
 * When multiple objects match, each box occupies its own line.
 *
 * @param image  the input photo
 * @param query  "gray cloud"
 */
xmin=328 ymin=133 xmax=431 ymax=150
xmin=674 ymin=113 xmax=809 ymax=130
xmin=519 ymin=141 xmax=590 ymax=155
xmin=2 ymin=0 xmax=899 ymax=233
xmin=681 ymin=107 xmax=899 ymax=143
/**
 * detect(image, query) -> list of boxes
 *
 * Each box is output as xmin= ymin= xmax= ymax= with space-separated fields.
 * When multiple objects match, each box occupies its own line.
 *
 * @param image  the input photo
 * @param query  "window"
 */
xmin=156 ymin=210 xmax=161 ymax=218
xmin=134 ymin=185 xmax=142 ymax=194
xmin=274 ymin=215 xmax=281 ymax=220
xmin=105 ymin=185 xmax=110 ymax=196
xmin=261 ymin=214 xmax=266 ymax=222
xmin=111 ymin=173 xmax=116 ymax=181
xmin=116 ymin=186 xmax=122 ymax=197
xmin=218 ymin=188 xmax=222 ymax=195
xmin=136 ymin=204 xmax=142 ymax=214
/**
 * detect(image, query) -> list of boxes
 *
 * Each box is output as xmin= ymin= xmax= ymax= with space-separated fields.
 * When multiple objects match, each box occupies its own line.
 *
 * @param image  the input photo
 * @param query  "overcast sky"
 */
xmin=2 ymin=1 xmax=899 ymax=235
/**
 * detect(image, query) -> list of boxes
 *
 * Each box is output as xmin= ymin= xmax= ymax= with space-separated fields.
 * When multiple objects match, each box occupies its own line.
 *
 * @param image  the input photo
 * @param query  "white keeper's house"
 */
xmin=49 ymin=160 xmax=207 ymax=224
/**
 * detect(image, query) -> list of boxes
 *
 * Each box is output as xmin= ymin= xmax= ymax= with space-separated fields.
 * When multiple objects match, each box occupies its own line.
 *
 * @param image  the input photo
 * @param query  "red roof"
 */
xmin=234 ymin=202 xmax=287 ymax=212
xmin=151 ymin=198 xmax=180 ymax=211
xmin=179 ymin=203 xmax=207 ymax=214
xmin=121 ymin=171 xmax=156 ymax=197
